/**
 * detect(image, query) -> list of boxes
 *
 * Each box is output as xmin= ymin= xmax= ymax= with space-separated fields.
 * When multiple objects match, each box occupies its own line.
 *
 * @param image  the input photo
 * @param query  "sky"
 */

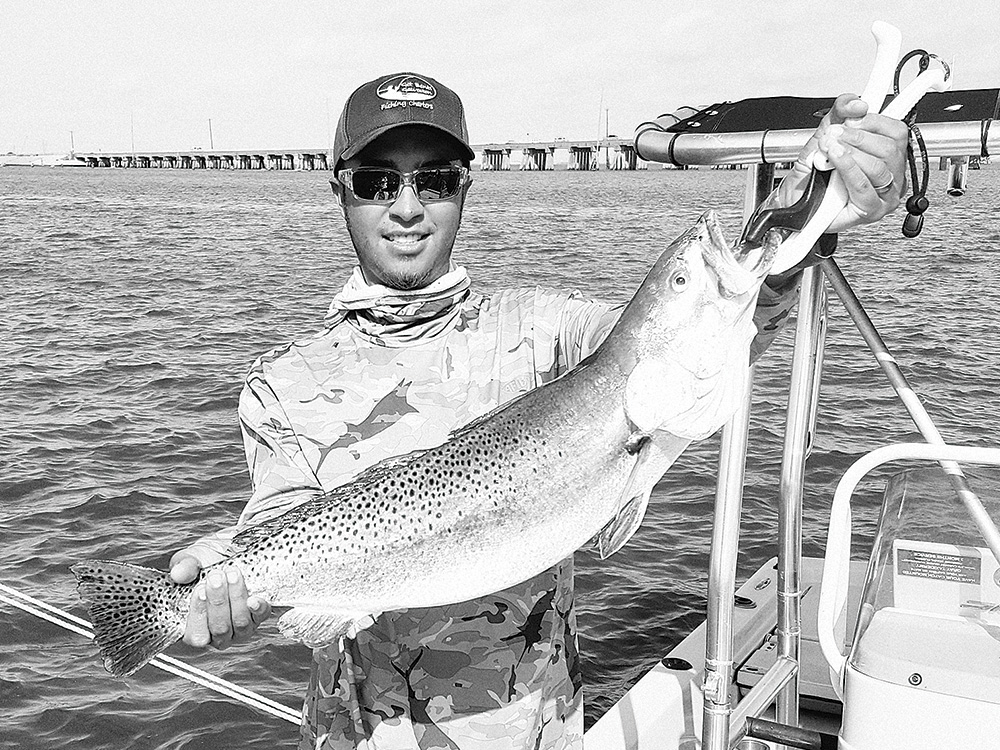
xmin=2 ymin=0 xmax=997 ymax=155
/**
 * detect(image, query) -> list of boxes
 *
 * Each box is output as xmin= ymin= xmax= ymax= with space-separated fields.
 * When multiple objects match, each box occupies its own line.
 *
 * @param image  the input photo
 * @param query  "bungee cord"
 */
xmin=893 ymin=49 xmax=952 ymax=238
xmin=0 ymin=581 xmax=300 ymax=726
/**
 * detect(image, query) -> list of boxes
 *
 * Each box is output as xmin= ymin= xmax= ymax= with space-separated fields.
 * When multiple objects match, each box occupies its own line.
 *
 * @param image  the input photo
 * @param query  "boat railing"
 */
xmin=633 ymin=118 xmax=999 ymax=749
xmin=635 ymin=119 xmax=998 ymax=166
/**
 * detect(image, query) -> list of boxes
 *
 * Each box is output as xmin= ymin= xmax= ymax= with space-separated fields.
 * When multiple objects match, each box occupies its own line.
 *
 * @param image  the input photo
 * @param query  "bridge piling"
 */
xmin=76 ymin=137 xmax=643 ymax=171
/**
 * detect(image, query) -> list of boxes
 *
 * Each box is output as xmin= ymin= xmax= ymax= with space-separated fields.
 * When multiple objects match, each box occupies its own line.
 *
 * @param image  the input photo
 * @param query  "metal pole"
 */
xmin=605 ymin=109 xmax=610 ymax=168
xmin=822 ymin=258 xmax=1000 ymax=565
xmin=775 ymin=265 xmax=828 ymax=733
xmin=703 ymin=365 xmax=755 ymax=750
xmin=701 ymin=163 xmax=774 ymax=750
xmin=326 ymin=97 xmax=333 ymax=165
xmin=730 ymin=656 xmax=799 ymax=746
xmin=635 ymin=119 xmax=999 ymax=166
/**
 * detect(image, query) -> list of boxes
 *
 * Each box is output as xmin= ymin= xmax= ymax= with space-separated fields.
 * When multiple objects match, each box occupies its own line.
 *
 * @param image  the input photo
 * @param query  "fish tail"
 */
xmin=71 ymin=560 xmax=192 ymax=677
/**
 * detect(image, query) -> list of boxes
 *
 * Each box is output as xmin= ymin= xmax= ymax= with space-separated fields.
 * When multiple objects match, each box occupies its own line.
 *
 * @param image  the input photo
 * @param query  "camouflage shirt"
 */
xmin=194 ymin=275 xmax=797 ymax=750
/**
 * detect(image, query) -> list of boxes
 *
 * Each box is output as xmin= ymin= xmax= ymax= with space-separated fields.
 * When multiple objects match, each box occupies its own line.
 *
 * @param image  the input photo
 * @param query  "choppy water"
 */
xmin=2 ymin=164 xmax=998 ymax=749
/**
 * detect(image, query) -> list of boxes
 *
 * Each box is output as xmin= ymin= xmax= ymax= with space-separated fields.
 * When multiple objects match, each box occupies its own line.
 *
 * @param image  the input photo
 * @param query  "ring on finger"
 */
xmin=873 ymin=175 xmax=895 ymax=195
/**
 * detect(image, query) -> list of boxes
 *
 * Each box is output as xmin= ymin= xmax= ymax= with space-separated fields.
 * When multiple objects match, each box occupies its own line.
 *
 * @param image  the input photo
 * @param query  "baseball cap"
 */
xmin=333 ymin=72 xmax=475 ymax=171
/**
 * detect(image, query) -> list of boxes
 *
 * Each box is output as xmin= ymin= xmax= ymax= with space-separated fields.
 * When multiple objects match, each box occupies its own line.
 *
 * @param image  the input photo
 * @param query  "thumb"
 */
xmin=169 ymin=553 xmax=203 ymax=584
xmin=248 ymin=597 xmax=273 ymax=624
xmin=827 ymin=93 xmax=869 ymax=126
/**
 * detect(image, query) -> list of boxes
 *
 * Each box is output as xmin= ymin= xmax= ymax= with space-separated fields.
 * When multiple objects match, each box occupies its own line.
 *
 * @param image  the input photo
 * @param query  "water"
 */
xmin=2 ymin=165 xmax=998 ymax=749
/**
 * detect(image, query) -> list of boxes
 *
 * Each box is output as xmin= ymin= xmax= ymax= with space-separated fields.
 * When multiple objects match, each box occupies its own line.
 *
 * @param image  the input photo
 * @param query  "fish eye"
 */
xmin=670 ymin=271 xmax=688 ymax=291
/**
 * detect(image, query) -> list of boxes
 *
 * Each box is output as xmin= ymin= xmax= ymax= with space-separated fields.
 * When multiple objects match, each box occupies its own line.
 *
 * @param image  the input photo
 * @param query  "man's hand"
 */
xmin=778 ymin=93 xmax=910 ymax=232
xmin=169 ymin=550 xmax=272 ymax=650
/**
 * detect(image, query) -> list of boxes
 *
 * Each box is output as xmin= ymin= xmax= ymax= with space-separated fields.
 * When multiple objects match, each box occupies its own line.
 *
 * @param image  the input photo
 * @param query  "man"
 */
xmin=169 ymin=72 xmax=908 ymax=749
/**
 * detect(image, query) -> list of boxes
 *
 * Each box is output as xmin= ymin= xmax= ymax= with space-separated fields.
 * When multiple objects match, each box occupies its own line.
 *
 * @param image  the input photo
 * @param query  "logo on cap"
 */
xmin=377 ymin=75 xmax=437 ymax=102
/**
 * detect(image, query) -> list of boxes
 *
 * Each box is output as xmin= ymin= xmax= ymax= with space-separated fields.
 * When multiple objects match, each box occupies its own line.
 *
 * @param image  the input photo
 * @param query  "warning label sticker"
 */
xmin=897 ymin=548 xmax=981 ymax=584
xmin=892 ymin=540 xmax=1000 ymax=620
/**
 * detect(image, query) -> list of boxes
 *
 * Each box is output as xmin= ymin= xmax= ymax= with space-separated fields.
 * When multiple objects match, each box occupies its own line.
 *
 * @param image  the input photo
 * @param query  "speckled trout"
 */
xmin=73 ymin=212 xmax=782 ymax=677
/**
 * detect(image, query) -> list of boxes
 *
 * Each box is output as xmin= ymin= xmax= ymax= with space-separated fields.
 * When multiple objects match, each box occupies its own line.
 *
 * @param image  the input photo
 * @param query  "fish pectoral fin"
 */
xmin=594 ymin=440 xmax=654 ymax=559
xmin=595 ymin=486 xmax=654 ymax=559
xmin=277 ymin=607 xmax=379 ymax=647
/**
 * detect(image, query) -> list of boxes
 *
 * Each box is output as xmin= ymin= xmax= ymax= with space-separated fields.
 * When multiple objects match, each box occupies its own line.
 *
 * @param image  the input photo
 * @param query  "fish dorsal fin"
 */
xmin=232 ymin=489 xmax=335 ymax=549
xmin=277 ymin=607 xmax=379 ymax=648
xmin=594 ymin=436 xmax=654 ymax=559
xmin=232 ymin=450 xmax=428 ymax=549
xmin=625 ymin=359 xmax=697 ymax=434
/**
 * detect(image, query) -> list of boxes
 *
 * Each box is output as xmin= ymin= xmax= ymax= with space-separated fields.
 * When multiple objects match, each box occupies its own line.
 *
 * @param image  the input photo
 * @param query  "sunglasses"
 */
xmin=335 ymin=166 xmax=468 ymax=204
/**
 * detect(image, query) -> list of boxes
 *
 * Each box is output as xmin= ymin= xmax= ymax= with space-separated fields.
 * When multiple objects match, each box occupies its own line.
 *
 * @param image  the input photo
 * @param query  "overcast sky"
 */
xmin=2 ymin=0 xmax=996 ymax=154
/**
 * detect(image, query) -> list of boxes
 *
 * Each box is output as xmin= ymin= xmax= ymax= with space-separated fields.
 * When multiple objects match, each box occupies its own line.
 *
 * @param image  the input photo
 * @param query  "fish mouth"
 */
xmin=698 ymin=211 xmax=782 ymax=298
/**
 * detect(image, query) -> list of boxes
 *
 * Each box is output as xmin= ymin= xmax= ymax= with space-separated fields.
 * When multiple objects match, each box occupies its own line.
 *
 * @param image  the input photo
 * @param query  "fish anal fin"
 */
xmin=277 ymin=607 xmax=379 ymax=647
xmin=596 ymin=487 xmax=654 ymax=559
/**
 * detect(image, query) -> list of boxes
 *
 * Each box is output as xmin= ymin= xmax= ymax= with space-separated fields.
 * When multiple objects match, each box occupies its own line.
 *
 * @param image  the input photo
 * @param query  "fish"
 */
xmin=72 ymin=211 xmax=783 ymax=677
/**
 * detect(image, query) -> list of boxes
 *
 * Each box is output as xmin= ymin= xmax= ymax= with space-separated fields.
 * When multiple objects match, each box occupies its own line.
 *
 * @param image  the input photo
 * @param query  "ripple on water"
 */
xmin=1 ymin=165 xmax=998 ymax=744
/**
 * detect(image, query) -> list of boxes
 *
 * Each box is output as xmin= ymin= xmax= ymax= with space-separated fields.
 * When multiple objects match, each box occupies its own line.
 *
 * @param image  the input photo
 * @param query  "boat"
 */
xmin=53 ymin=153 xmax=88 ymax=167
xmin=583 ymin=48 xmax=1000 ymax=750
xmin=2 ymin=24 xmax=998 ymax=750
xmin=1 ymin=153 xmax=47 ymax=167
xmin=1 ymin=152 xmax=88 ymax=167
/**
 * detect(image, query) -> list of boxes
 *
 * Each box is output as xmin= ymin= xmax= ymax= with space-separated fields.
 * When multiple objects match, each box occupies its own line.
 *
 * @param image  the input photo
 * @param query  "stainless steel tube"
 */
xmin=775 ymin=266 xmax=828 ymax=731
xmin=702 ymin=366 xmax=755 ymax=750
xmin=702 ymin=164 xmax=774 ymax=750
xmin=729 ymin=656 xmax=799 ymax=746
xmin=635 ymin=119 xmax=999 ymax=166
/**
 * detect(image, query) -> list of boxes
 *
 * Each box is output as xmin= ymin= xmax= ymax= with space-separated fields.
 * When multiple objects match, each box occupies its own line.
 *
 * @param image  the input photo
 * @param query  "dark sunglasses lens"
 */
xmin=352 ymin=169 xmax=401 ymax=200
xmin=415 ymin=168 xmax=463 ymax=200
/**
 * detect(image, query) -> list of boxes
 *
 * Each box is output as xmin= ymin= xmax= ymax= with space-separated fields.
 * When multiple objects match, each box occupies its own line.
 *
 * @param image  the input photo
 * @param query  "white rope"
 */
xmin=0 ymin=582 xmax=300 ymax=725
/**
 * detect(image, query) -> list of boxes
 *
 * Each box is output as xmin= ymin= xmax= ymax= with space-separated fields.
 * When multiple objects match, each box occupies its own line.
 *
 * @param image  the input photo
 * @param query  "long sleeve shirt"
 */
xmin=188 ymin=277 xmax=798 ymax=750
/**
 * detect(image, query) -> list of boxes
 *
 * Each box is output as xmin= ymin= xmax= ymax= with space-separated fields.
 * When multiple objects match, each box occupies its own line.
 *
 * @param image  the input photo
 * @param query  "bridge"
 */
xmin=473 ymin=138 xmax=639 ymax=170
xmin=72 ymin=137 xmax=647 ymax=171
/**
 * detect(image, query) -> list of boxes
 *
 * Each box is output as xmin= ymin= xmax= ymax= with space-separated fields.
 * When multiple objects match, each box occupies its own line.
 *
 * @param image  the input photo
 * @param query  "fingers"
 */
xmin=775 ymin=91 xmax=910 ymax=234
xmin=226 ymin=569 xmax=262 ymax=641
xmin=181 ymin=565 xmax=269 ymax=650
xmin=821 ymin=119 xmax=908 ymax=223
xmin=820 ymin=139 xmax=890 ymax=227
xmin=184 ymin=584 xmax=212 ymax=647
xmin=782 ymin=94 xmax=867 ymax=204
xmin=805 ymin=91 xmax=909 ymax=231
xmin=824 ymin=126 xmax=892 ymax=191
xmin=793 ymin=94 xmax=867 ymax=169
xmin=204 ymin=569 xmax=236 ymax=649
